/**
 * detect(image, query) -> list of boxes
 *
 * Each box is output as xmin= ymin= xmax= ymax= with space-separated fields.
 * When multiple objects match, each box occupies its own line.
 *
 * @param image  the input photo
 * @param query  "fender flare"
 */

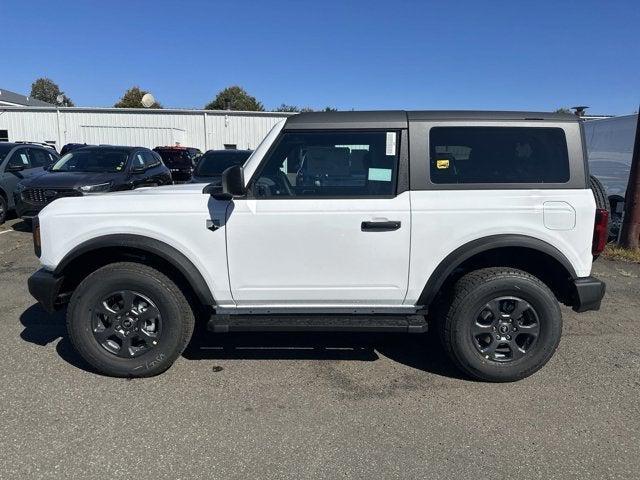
xmin=417 ymin=234 xmax=578 ymax=306
xmin=55 ymin=234 xmax=215 ymax=305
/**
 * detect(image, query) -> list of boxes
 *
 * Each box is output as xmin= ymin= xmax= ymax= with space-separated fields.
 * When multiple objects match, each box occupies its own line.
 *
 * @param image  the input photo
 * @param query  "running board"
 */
xmin=207 ymin=314 xmax=428 ymax=333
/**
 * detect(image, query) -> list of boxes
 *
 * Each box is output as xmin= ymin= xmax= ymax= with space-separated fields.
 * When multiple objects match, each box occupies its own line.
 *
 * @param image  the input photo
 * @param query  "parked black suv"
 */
xmin=60 ymin=143 xmax=94 ymax=156
xmin=190 ymin=149 xmax=252 ymax=183
xmin=0 ymin=143 xmax=59 ymax=224
xmin=15 ymin=145 xmax=172 ymax=219
xmin=153 ymin=146 xmax=202 ymax=183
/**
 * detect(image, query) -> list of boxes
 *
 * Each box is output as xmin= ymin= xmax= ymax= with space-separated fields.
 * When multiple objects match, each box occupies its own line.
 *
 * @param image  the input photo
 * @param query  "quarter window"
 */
xmin=429 ymin=127 xmax=570 ymax=184
xmin=253 ymin=131 xmax=399 ymax=198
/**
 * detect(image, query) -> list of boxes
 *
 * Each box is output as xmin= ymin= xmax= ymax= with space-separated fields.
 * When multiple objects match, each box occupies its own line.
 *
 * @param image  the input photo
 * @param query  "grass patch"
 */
xmin=602 ymin=245 xmax=640 ymax=263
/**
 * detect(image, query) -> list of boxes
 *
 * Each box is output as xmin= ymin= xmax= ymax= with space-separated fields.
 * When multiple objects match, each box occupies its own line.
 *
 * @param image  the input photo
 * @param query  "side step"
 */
xmin=207 ymin=314 xmax=428 ymax=334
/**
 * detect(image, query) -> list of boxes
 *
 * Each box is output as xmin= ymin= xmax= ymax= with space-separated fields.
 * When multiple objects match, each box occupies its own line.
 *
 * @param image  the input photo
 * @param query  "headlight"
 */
xmin=15 ymin=182 xmax=26 ymax=193
xmin=78 ymin=182 xmax=112 ymax=194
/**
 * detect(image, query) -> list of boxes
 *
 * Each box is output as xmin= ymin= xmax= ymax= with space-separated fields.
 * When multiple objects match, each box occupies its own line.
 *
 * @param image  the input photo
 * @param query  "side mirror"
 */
xmin=203 ymin=165 xmax=246 ymax=200
xmin=6 ymin=163 xmax=25 ymax=172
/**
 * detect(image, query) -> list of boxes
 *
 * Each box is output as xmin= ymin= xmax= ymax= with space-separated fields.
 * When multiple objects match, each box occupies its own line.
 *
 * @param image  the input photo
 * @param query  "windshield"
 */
xmin=51 ymin=149 xmax=129 ymax=173
xmin=195 ymin=151 xmax=251 ymax=177
xmin=155 ymin=149 xmax=192 ymax=168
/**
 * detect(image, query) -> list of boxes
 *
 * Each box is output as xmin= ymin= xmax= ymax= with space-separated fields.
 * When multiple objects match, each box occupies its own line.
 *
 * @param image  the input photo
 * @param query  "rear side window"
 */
xmin=429 ymin=127 xmax=570 ymax=184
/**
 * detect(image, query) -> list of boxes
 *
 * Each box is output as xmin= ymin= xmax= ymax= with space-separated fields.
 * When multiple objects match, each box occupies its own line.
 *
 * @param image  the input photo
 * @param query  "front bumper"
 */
xmin=28 ymin=268 xmax=65 ymax=314
xmin=571 ymin=276 xmax=606 ymax=312
xmin=14 ymin=193 xmax=44 ymax=219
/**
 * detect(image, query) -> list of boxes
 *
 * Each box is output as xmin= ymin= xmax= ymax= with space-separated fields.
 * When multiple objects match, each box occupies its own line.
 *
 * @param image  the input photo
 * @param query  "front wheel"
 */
xmin=67 ymin=262 xmax=195 ymax=377
xmin=439 ymin=267 xmax=562 ymax=382
xmin=0 ymin=195 xmax=7 ymax=224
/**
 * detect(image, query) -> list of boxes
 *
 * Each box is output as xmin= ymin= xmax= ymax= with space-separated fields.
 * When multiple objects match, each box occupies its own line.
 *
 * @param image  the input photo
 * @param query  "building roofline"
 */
xmin=0 ymin=105 xmax=296 ymax=116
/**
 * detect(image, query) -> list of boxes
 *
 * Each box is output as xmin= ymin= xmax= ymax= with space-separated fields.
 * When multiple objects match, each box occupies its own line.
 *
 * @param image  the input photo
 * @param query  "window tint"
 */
xmin=429 ymin=127 xmax=570 ymax=184
xmin=8 ymin=149 xmax=31 ymax=169
xmin=0 ymin=143 xmax=13 ymax=162
xmin=142 ymin=150 xmax=159 ymax=168
xmin=28 ymin=148 xmax=52 ymax=168
xmin=52 ymin=149 xmax=129 ymax=173
xmin=253 ymin=131 xmax=399 ymax=198
xmin=195 ymin=151 xmax=252 ymax=177
xmin=155 ymin=149 xmax=192 ymax=168
xmin=132 ymin=152 xmax=145 ymax=170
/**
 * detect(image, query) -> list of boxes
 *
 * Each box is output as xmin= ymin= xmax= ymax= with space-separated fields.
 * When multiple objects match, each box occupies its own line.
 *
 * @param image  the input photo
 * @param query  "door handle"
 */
xmin=361 ymin=220 xmax=401 ymax=232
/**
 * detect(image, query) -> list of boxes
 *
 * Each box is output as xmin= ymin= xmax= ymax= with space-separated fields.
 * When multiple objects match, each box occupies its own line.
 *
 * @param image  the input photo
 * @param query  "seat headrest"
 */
xmin=304 ymin=147 xmax=350 ymax=176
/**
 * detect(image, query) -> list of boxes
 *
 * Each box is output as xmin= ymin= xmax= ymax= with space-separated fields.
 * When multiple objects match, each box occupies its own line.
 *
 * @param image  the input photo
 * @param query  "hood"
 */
xmin=23 ymin=171 xmax=123 ymax=189
xmin=190 ymin=175 xmax=221 ymax=185
xmin=109 ymin=183 xmax=207 ymax=197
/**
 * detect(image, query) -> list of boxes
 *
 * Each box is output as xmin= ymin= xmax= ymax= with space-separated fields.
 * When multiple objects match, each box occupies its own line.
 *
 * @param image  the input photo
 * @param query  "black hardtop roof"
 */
xmin=284 ymin=110 xmax=579 ymax=130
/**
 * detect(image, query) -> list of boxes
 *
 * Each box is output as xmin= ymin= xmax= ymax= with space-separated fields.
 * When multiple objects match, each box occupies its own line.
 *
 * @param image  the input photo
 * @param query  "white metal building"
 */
xmin=0 ymin=106 xmax=294 ymax=151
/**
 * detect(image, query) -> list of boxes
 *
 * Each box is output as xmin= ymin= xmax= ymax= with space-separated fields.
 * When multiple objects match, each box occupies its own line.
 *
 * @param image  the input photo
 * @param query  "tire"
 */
xmin=0 ymin=195 xmax=7 ymax=225
xmin=439 ymin=267 xmax=562 ymax=382
xmin=67 ymin=262 xmax=195 ymax=377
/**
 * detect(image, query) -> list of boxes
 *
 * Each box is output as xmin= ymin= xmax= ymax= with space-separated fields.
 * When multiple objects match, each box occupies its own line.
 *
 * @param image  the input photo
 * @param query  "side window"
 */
xmin=252 ymin=130 xmax=399 ymax=198
xmin=131 ymin=152 xmax=145 ymax=170
xmin=429 ymin=127 xmax=570 ymax=184
xmin=7 ymin=149 xmax=31 ymax=169
xmin=27 ymin=148 xmax=52 ymax=168
xmin=142 ymin=150 xmax=159 ymax=168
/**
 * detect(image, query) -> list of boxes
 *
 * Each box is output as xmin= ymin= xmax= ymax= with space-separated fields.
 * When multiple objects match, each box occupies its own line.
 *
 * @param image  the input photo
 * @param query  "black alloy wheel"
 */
xmin=92 ymin=290 xmax=162 ymax=358
xmin=471 ymin=296 xmax=540 ymax=362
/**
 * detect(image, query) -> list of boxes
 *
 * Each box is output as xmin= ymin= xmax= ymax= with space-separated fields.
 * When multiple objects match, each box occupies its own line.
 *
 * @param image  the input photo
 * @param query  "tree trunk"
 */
xmin=620 ymin=110 xmax=640 ymax=249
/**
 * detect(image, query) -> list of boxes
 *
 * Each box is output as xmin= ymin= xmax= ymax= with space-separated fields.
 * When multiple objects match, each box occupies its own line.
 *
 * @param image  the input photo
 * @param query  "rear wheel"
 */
xmin=440 ymin=267 xmax=562 ymax=382
xmin=67 ymin=262 xmax=195 ymax=377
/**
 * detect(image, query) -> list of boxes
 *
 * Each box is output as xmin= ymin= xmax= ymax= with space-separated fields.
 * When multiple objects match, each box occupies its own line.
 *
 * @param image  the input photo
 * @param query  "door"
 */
xmin=225 ymin=129 xmax=411 ymax=306
xmin=2 ymin=148 xmax=37 ymax=206
xmin=129 ymin=150 xmax=159 ymax=188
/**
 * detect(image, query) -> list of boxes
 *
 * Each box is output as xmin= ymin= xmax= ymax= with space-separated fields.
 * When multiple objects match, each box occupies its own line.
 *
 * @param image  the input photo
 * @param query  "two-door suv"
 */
xmin=28 ymin=111 xmax=607 ymax=381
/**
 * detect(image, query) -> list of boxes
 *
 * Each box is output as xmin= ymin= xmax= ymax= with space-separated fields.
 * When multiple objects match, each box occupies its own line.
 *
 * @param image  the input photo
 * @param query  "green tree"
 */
xmin=275 ymin=104 xmax=300 ymax=112
xmin=554 ymin=107 xmax=573 ymax=114
xmin=114 ymin=86 xmax=162 ymax=108
xmin=205 ymin=86 xmax=264 ymax=111
xmin=323 ymin=106 xmax=338 ymax=112
xmin=30 ymin=78 xmax=74 ymax=106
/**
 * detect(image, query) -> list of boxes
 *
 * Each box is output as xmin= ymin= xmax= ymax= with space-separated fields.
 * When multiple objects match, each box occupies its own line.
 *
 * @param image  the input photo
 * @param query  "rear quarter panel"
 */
xmin=406 ymin=189 xmax=595 ymax=304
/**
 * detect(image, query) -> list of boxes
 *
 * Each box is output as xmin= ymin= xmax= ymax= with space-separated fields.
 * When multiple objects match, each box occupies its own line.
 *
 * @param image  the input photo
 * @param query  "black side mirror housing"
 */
xmin=6 ymin=164 xmax=25 ymax=172
xmin=204 ymin=165 xmax=246 ymax=200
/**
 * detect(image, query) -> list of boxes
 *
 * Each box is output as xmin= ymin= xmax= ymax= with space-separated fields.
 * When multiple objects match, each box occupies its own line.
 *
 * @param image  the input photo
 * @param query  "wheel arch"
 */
xmin=417 ymin=234 xmax=578 ymax=307
xmin=55 ymin=234 xmax=215 ymax=307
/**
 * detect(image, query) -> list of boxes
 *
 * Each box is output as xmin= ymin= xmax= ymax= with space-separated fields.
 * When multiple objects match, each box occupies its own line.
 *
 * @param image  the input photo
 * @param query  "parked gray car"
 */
xmin=0 ymin=143 xmax=59 ymax=224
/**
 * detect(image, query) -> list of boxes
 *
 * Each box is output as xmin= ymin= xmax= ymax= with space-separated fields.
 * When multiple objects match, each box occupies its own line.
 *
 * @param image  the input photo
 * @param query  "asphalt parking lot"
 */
xmin=1 ymin=217 xmax=639 ymax=479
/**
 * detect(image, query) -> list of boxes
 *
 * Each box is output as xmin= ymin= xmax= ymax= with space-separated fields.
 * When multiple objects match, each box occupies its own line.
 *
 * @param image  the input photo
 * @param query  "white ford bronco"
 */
xmin=28 ymin=111 xmax=607 ymax=381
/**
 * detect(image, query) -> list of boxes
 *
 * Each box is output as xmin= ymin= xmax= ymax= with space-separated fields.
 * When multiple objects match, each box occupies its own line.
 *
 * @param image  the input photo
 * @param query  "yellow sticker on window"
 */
xmin=436 ymin=159 xmax=450 ymax=169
